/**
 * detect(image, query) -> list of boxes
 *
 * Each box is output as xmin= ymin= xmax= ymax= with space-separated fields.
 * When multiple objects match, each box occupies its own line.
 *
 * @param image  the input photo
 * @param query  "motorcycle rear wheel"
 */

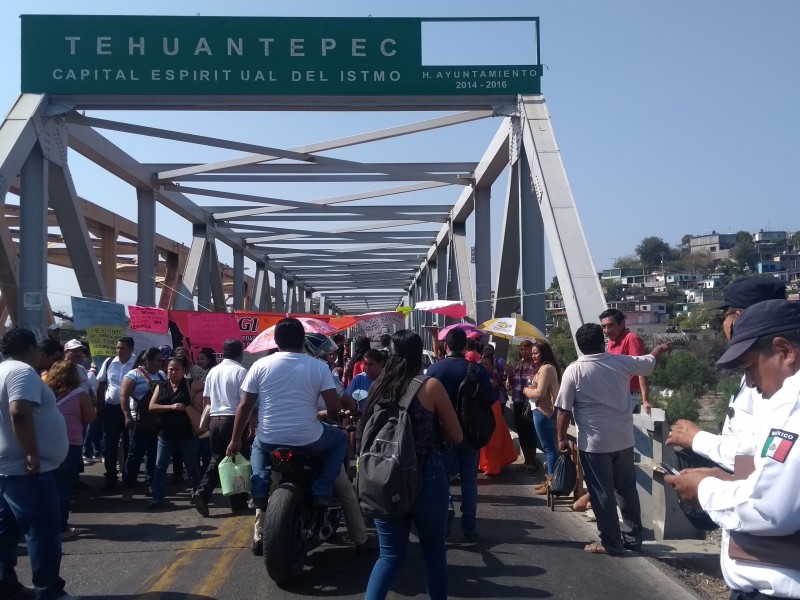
xmin=263 ymin=484 xmax=310 ymax=584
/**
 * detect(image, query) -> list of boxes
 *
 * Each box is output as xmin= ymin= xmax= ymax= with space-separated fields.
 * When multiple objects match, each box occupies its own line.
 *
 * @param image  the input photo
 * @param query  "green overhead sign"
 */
xmin=21 ymin=15 xmax=540 ymax=97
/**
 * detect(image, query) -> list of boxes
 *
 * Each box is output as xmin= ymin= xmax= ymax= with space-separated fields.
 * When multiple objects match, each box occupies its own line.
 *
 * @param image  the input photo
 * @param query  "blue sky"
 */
xmin=2 ymin=1 xmax=799 ymax=311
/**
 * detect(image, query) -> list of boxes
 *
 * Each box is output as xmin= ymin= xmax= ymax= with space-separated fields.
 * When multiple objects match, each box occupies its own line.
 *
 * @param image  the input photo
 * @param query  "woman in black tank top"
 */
xmin=360 ymin=331 xmax=462 ymax=600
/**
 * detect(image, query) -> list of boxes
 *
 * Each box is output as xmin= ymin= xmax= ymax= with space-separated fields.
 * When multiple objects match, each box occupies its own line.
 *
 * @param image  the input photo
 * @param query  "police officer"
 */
xmin=666 ymin=299 xmax=800 ymax=599
xmin=667 ymin=277 xmax=786 ymax=470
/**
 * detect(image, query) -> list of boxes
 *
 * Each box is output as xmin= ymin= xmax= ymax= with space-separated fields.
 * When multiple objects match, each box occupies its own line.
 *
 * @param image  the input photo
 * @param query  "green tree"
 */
xmin=612 ymin=254 xmax=641 ymax=269
xmin=547 ymin=323 xmax=577 ymax=371
xmin=677 ymin=304 xmax=723 ymax=331
xmin=662 ymin=387 xmax=701 ymax=423
xmin=650 ymin=351 xmax=717 ymax=392
xmin=549 ymin=276 xmax=560 ymax=291
xmin=635 ymin=236 xmax=672 ymax=268
xmin=601 ymin=278 xmax=625 ymax=302
xmin=730 ymin=230 xmax=758 ymax=271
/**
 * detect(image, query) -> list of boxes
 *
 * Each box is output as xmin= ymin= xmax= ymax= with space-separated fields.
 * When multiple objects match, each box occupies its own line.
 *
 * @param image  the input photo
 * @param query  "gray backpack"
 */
xmin=356 ymin=375 xmax=428 ymax=519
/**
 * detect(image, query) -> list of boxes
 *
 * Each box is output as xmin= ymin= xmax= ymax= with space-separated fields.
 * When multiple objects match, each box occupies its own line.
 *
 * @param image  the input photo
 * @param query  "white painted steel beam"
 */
xmin=18 ymin=143 xmax=48 ymax=334
xmin=273 ymin=273 xmax=285 ymax=312
xmin=0 ymin=96 xmax=44 ymax=322
xmin=410 ymin=118 xmax=511 ymax=291
xmin=216 ymin=182 xmax=450 ymax=219
xmin=149 ymin=162 xmax=477 ymax=176
xmin=48 ymin=161 xmax=109 ymax=301
xmin=207 ymin=241 xmax=227 ymax=312
xmin=151 ymin=110 xmax=491 ymax=179
xmin=67 ymin=114 xmax=469 ymax=187
xmin=493 ymin=162 xmax=522 ymax=322
xmin=519 ymin=96 xmax=607 ymax=339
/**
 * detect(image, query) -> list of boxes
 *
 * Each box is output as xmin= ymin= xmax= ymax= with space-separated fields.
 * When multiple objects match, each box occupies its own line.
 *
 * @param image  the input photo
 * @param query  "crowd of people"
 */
xmin=1 ymin=276 xmax=799 ymax=600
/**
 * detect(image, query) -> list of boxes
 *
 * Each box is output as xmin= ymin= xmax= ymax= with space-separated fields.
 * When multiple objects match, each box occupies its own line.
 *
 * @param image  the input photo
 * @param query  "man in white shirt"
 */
xmin=96 ymin=337 xmax=136 ymax=490
xmin=555 ymin=323 xmax=670 ymax=556
xmin=668 ymin=299 xmax=800 ymax=600
xmin=194 ymin=339 xmax=249 ymax=517
xmin=667 ymin=278 xmax=786 ymax=471
xmin=0 ymin=327 xmax=72 ymax=600
xmin=227 ymin=318 xmax=347 ymax=554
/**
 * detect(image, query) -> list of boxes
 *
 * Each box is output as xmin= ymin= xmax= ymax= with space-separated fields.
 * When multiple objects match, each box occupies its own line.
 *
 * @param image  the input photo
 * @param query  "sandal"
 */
xmin=572 ymin=493 xmax=592 ymax=512
xmin=584 ymin=542 xmax=623 ymax=556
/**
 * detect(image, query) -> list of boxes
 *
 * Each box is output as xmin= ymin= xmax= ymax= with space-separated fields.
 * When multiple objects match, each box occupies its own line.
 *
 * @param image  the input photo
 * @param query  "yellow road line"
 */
xmin=190 ymin=518 xmax=254 ymax=596
xmin=142 ymin=515 xmax=245 ymax=593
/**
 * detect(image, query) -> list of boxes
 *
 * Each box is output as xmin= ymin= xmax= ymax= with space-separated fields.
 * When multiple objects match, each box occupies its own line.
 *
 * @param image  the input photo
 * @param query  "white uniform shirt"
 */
xmin=697 ymin=370 xmax=800 ymax=597
xmin=97 ymin=355 xmax=136 ymax=405
xmin=692 ymin=375 xmax=761 ymax=472
xmin=555 ymin=352 xmax=656 ymax=453
xmin=203 ymin=359 xmax=247 ymax=416
xmin=242 ymin=352 xmax=335 ymax=446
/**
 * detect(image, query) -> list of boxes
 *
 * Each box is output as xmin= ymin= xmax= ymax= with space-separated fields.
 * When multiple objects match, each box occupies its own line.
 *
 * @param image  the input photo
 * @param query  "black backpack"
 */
xmin=356 ymin=375 xmax=427 ymax=519
xmin=456 ymin=362 xmax=495 ymax=448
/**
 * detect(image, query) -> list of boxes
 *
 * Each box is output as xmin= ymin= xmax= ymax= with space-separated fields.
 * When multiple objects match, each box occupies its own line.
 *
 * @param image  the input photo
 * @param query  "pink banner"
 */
xmin=128 ymin=305 xmax=169 ymax=334
xmin=186 ymin=313 xmax=241 ymax=348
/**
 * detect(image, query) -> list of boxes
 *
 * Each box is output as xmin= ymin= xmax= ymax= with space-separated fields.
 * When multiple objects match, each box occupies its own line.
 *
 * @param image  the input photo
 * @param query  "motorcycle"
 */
xmin=261 ymin=446 xmax=343 ymax=584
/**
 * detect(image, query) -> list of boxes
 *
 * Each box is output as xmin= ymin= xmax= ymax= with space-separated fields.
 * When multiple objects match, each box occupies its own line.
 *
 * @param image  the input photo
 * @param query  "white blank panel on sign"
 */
xmin=421 ymin=20 xmax=538 ymax=66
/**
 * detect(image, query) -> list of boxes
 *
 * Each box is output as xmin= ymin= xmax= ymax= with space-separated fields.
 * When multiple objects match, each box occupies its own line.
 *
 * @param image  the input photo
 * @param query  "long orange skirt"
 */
xmin=479 ymin=401 xmax=519 ymax=475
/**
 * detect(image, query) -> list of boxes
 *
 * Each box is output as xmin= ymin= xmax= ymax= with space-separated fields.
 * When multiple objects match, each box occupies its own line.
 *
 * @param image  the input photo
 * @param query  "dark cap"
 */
xmin=717 ymin=299 xmax=800 ymax=368
xmin=720 ymin=277 xmax=786 ymax=311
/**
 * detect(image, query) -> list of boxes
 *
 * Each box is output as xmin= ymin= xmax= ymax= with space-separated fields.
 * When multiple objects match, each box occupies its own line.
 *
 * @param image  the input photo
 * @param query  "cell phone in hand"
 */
xmin=658 ymin=462 xmax=681 ymax=476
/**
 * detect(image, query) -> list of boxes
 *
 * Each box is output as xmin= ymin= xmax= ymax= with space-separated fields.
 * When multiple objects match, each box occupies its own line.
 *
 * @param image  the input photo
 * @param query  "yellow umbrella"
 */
xmin=479 ymin=317 xmax=546 ymax=342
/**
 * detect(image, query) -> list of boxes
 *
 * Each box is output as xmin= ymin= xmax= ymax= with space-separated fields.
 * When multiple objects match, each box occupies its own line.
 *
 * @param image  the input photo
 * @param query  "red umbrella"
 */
xmin=437 ymin=322 xmax=480 ymax=342
xmin=245 ymin=317 xmax=339 ymax=353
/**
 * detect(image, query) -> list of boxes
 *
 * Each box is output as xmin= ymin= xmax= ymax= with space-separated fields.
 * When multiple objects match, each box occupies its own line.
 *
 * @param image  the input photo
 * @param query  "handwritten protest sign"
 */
xmin=356 ymin=312 xmax=404 ymax=337
xmin=128 ymin=330 xmax=172 ymax=354
xmin=86 ymin=325 xmax=126 ymax=358
xmin=71 ymin=297 xmax=126 ymax=329
xmin=186 ymin=313 xmax=240 ymax=348
xmin=129 ymin=306 xmax=168 ymax=334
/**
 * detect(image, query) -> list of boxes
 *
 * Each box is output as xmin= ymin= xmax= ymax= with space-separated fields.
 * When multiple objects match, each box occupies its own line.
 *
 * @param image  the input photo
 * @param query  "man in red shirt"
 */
xmin=600 ymin=309 xmax=651 ymax=416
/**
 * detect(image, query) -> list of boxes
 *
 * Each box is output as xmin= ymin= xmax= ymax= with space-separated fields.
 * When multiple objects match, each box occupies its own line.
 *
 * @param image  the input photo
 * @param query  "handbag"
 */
xmin=218 ymin=453 xmax=252 ymax=496
xmin=198 ymin=405 xmax=211 ymax=434
xmin=551 ymin=454 xmax=577 ymax=496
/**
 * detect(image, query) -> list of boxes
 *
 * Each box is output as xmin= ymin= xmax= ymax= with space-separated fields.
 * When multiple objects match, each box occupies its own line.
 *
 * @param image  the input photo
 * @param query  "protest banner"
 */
xmin=165 ymin=310 xmax=336 ymax=358
xmin=129 ymin=305 xmax=168 ymax=333
xmin=128 ymin=330 xmax=172 ymax=354
xmin=355 ymin=311 xmax=404 ymax=337
xmin=71 ymin=297 xmax=126 ymax=329
xmin=86 ymin=325 xmax=126 ymax=358
xmin=186 ymin=313 xmax=241 ymax=348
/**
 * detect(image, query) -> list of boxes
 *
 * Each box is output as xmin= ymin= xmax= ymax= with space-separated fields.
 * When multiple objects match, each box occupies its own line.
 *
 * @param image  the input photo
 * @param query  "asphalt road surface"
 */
xmin=15 ymin=463 xmax=701 ymax=600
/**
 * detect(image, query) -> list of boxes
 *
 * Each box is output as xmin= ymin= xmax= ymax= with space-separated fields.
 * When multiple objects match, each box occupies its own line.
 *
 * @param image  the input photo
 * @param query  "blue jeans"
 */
xmin=250 ymin=423 xmax=347 ymax=509
xmin=0 ymin=471 xmax=66 ymax=600
xmin=53 ymin=445 xmax=83 ymax=530
xmin=151 ymin=437 xmax=201 ymax=504
xmin=82 ymin=420 xmax=103 ymax=458
xmin=103 ymin=403 xmax=129 ymax=482
xmin=532 ymin=410 xmax=558 ymax=475
xmin=123 ymin=430 xmax=158 ymax=488
xmin=444 ymin=441 xmax=479 ymax=534
xmin=366 ymin=455 xmax=449 ymax=600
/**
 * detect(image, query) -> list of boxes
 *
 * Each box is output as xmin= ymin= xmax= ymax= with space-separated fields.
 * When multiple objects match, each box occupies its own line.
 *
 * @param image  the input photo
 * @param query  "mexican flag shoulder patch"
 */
xmin=761 ymin=429 xmax=798 ymax=463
